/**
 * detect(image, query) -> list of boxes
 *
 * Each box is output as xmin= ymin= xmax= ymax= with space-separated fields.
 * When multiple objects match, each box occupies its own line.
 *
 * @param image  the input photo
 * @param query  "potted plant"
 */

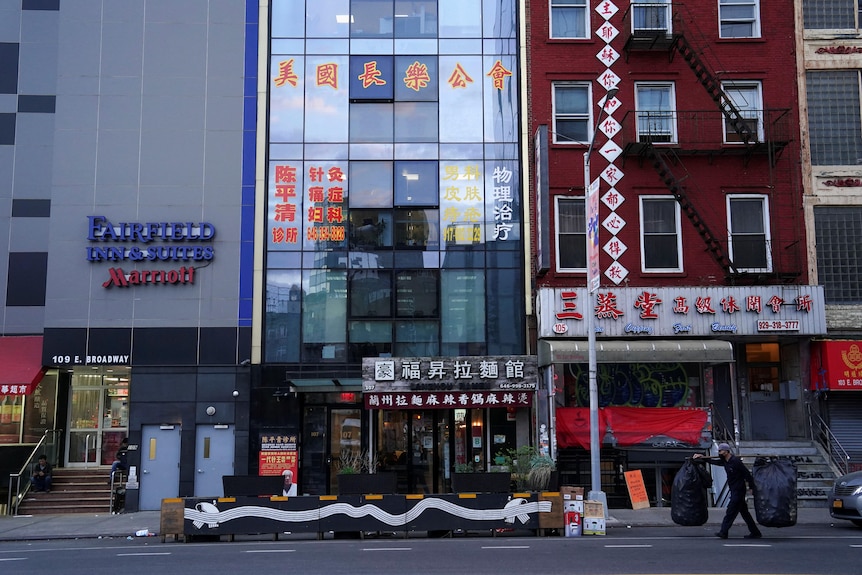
xmin=336 ymin=450 xmax=396 ymax=495
xmin=527 ymin=453 xmax=558 ymax=492
xmin=451 ymin=461 xmax=512 ymax=493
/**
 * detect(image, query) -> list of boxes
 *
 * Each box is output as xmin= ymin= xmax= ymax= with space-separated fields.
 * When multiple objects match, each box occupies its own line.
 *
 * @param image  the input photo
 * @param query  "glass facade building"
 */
xmin=264 ymin=1 xmax=525 ymax=364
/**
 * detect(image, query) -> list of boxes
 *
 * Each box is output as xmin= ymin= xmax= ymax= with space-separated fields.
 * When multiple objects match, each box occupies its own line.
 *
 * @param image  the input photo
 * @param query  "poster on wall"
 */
xmin=259 ymin=432 xmax=298 ymax=496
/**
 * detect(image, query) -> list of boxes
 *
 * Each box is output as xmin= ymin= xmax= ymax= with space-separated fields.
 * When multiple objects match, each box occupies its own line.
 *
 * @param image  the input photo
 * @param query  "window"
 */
xmin=727 ymin=195 xmax=771 ymax=272
xmin=640 ymin=197 xmax=681 ymax=272
xmin=806 ymin=71 xmax=862 ymax=165
xmin=722 ymin=82 xmax=762 ymax=143
xmin=632 ymin=0 xmax=671 ymax=34
xmin=635 ymin=83 xmax=676 ymax=143
xmin=553 ymin=83 xmax=590 ymax=144
xmin=718 ymin=0 xmax=760 ymax=38
xmin=550 ymin=0 xmax=588 ymax=39
xmin=555 ymin=197 xmax=586 ymax=271
xmin=802 ymin=0 xmax=856 ymax=29
xmin=815 ymin=206 xmax=862 ymax=303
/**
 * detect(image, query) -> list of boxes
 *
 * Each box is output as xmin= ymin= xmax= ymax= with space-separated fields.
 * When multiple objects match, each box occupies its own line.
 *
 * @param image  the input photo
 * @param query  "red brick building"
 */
xmin=527 ymin=1 xmax=825 ymax=506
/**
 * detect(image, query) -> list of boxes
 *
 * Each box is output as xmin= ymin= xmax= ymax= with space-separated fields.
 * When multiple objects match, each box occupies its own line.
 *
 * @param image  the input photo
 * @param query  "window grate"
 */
xmin=815 ymin=206 xmax=862 ymax=303
xmin=802 ymin=0 xmax=856 ymax=29
xmin=806 ymin=71 xmax=862 ymax=166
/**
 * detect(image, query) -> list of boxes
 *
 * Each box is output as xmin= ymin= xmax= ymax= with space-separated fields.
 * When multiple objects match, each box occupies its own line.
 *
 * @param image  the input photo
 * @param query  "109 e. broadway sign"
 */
xmin=362 ymin=356 xmax=537 ymax=410
xmin=86 ymin=215 xmax=216 ymax=288
xmin=537 ymin=286 xmax=827 ymax=338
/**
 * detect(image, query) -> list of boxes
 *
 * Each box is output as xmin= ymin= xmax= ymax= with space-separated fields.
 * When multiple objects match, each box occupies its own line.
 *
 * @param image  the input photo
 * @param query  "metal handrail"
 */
xmin=708 ymin=402 xmax=734 ymax=445
xmin=6 ymin=429 xmax=62 ymax=516
xmin=807 ymin=402 xmax=850 ymax=476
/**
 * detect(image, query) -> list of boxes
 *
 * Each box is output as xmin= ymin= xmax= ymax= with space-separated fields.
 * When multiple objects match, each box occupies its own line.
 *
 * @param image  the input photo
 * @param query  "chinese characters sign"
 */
xmin=811 ymin=341 xmax=862 ymax=391
xmin=270 ymin=162 xmax=347 ymax=250
xmin=538 ymin=286 xmax=826 ymax=338
xmin=364 ymin=390 xmax=532 ymax=410
xmin=362 ymin=356 xmax=537 ymax=393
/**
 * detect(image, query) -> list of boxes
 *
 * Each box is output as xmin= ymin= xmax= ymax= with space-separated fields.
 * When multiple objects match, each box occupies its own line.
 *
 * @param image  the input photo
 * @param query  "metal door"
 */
xmin=139 ymin=424 xmax=181 ymax=511
xmin=194 ymin=425 xmax=235 ymax=497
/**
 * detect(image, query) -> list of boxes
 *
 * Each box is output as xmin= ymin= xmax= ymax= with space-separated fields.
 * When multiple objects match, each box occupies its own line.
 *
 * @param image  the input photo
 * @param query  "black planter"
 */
xmin=451 ymin=471 xmax=511 ymax=493
xmin=337 ymin=472 xmax=398 ymax=495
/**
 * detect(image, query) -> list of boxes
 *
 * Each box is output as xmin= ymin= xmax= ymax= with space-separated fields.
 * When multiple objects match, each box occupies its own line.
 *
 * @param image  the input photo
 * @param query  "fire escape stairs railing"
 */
xmin=671 ymin=35 xmax=756 ymax=146
xmin=643 ymin=144 xmax=738 ymax=276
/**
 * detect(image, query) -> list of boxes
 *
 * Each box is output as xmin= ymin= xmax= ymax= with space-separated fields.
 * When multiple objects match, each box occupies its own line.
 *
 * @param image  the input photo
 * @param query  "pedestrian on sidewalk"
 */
xmin=693 ymin=443 xmax=762 ymax=540
xmin=31 ymin=454 xmax=52 ymax=493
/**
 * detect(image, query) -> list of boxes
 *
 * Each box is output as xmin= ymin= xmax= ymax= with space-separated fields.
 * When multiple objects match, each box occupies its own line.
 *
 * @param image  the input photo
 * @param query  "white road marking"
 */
xmin=244 ymin=549 xmax=296 ymax=553
xmin=605 ymin=544 xmax=653 ymax=548
xmin=724 ymin=544 xmax=771 ymax=548
xmin=116 ymin=552 xmax=172 ymax=556
xmin=481 ymin=545 xmax=531 ymax=549
xmin=362 ymin=547 xmax=412 ymax=551
xmin=0 ymin=558 xmax=27 ymax=562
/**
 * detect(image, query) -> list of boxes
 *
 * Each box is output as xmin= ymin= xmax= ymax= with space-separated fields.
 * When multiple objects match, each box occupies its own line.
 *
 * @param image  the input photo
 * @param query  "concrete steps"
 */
xmin=17 ymin=468 xmax=116 ymax=515
xmin=736 ymin=440 xmax=835 ymax=508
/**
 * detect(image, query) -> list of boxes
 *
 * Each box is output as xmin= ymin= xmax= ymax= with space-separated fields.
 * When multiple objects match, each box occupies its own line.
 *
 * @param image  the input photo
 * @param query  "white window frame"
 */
xmin=721 ymin=81 xmax=763 ymax=144
xmin=550 ymin=0 xmax=589 ymax=40
xmin=555 ymin=196 xmax=587 ymax=273
xmin=635 ymin=82 xmax=677 ymax=144
xmin=631 ymin=0 xmax=672 ymax=35
xmin=552 ymin=82 xmax=592 ymax=145
xmin=727 ymin=194 xmax=772 ymax=273
xmin=718 ymin=0 xmax=761 ymax=38
xmin=639 ymin=196 xmax=683 ymax=272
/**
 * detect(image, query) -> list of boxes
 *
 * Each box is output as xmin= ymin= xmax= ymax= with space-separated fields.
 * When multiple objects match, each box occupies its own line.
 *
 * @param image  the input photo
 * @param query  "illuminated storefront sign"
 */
xmin=538 ymin=286 xmax=826 ymax=337
xmin=86 ymin=215 xmax=216 ymax=288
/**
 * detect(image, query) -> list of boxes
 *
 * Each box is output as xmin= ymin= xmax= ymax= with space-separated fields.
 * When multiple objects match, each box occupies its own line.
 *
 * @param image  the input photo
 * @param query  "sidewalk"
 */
xmin=0 ymin=506 xmax=834 ymax=542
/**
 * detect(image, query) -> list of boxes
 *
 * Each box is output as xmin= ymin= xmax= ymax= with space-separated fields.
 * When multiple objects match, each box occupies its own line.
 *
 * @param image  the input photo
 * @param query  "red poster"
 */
xmin=812 ymin=341 xmax=862 ymax=391
xmin=259 ymin=432 xmax=298 ymax=495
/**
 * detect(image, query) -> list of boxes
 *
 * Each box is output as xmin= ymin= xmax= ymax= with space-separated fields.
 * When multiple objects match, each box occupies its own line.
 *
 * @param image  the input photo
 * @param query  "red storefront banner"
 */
xmin=364 ymin=390 xmax=532 ymax=410
xmin=811 ymin=340 xmax=862 ymax=391
xmin=556 ymin=407 xmax=708 ymax=449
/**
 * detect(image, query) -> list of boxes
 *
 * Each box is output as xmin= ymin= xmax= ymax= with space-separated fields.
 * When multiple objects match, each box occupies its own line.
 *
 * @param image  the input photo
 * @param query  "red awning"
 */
xmin=0 ymin=336 xmax=45 ymax=395
xmin=556 ymin=406 xmax=708 ymax=449
xmin=811 ymin=340 xmax=862 ymax=391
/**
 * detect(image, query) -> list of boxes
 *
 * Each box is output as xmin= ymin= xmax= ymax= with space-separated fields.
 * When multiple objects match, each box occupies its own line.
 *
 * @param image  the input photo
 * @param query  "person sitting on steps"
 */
xmin=31 ymin=454 xmax=52 ymax=493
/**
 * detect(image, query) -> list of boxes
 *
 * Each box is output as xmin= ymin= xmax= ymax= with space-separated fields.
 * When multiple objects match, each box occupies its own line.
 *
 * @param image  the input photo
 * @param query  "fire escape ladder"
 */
xmin=644 ymin=144 xmax=737 ymax=276
xmin=672 ymin=35 xmax=756 ymax=146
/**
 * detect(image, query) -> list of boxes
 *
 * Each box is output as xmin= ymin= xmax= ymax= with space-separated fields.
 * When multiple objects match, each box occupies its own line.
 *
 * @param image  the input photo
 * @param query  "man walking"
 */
xmin=693 ymin=443 xmax=762 ymax=539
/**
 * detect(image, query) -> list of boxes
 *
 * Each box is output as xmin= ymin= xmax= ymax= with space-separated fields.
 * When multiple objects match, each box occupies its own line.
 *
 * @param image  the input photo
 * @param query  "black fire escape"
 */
xmin=619 ymin=4 xmax=798 ymax=283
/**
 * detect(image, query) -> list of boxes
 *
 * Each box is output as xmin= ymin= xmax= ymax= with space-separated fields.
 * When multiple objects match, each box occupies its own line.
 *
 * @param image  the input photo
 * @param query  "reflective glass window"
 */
xmin=395 ymin=102 xmax=439 ymax=142
xmin=395 ymin=56 xmax=438 ymax=101
xmin=349 ymin=162 xmax=394 ymax=207
xmin=350 ymin=103 xmax=394 ymax=142
xmin=395 ymin=161 xmax=438 ymax=205
xmin=396 ymin=269 xmax=439 ymax=317
xmin=352 ymin=0 xmax=394 ymax=37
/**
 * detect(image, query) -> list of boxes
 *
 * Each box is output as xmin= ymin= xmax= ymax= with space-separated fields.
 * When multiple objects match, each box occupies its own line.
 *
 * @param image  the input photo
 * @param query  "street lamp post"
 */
xmin=583 ymin=87 xmax=618 ymax=513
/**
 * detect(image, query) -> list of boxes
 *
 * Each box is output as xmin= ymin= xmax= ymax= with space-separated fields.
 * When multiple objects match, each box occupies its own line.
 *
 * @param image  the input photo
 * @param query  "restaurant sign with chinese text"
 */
xmin=537 ymin=286 xmax=826 ymax=338
xmin=361 ymin=356 xmax=537 ymax=410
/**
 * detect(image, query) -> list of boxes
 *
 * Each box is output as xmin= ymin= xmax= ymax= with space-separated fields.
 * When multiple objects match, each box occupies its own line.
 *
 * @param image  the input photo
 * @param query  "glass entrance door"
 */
xmin=66 ymin=371 xmax=129 ymax=467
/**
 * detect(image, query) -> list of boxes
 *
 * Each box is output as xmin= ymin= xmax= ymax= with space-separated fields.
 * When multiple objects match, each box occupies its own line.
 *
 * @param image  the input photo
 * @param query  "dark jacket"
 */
xmin=115 ymin=445 xmax=129 ymax=468
xmin=32 ymin=461 xmax=52 ymax=478
xmin=695 ymin=454 xmax=755 ymax=497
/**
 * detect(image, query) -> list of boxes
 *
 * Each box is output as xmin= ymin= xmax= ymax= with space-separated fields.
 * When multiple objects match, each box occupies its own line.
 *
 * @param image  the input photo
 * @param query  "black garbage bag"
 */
xmin=671 ymin=459 xmax=712 ymax=526
xmin=752 ymin=456 xmax=797 ymax=527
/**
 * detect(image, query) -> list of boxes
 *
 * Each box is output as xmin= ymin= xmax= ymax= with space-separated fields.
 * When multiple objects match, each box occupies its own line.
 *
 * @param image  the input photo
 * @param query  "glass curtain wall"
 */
xmin=265 ymin=0 xmax=525 ymax=364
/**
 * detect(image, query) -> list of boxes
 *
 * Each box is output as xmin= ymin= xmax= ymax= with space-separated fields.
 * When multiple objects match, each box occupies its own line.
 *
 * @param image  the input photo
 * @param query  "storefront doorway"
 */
xmin=65 ymin=369 xmax=129 ymax=467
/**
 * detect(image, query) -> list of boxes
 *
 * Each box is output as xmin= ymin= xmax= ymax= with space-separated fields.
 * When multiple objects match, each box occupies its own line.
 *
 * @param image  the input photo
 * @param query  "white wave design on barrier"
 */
xmin=186 ymin=498 xmax=552 ymax=530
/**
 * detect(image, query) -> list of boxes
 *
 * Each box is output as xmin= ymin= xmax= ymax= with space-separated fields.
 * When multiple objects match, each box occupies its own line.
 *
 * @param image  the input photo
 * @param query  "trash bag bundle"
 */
xmin=752 ymin=456 xmax=797 ymax=527
xmin=671 ymin=459 xmax=713 ymax=526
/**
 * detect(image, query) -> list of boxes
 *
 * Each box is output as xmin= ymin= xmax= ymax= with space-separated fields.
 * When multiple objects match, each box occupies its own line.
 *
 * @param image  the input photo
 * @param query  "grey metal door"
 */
xmin=139 ymin=424 xmax=181 ymax=511
xmin=194 ymin=425 xmax=235 ymax=497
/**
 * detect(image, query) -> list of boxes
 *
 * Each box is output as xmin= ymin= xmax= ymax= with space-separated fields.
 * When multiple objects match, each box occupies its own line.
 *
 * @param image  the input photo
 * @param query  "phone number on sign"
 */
xmin=756 ymin=320 xmax=800 ymax=331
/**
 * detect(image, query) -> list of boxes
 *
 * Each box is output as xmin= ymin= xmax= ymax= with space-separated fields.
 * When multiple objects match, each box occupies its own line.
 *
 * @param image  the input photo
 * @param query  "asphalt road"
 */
xmin=1 ymin=523 xmax=860 ymax=575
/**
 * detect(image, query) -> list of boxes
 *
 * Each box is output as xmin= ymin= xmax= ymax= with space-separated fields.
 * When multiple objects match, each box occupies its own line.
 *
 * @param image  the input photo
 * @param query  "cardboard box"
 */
xmin=539 ymin=492 xmax=564 ymax=529
xmin=564 ymin=509 xmax=582 ymax=537
xmin=583 ymin=516 xmax=606 ymax=536
xmin=583 ymin=500 xmax=604 ymax=518
xmin=561 ymin=486 xmax=585 ymax=500
xmin=563 ymin=499 xmax=584 ymax=515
